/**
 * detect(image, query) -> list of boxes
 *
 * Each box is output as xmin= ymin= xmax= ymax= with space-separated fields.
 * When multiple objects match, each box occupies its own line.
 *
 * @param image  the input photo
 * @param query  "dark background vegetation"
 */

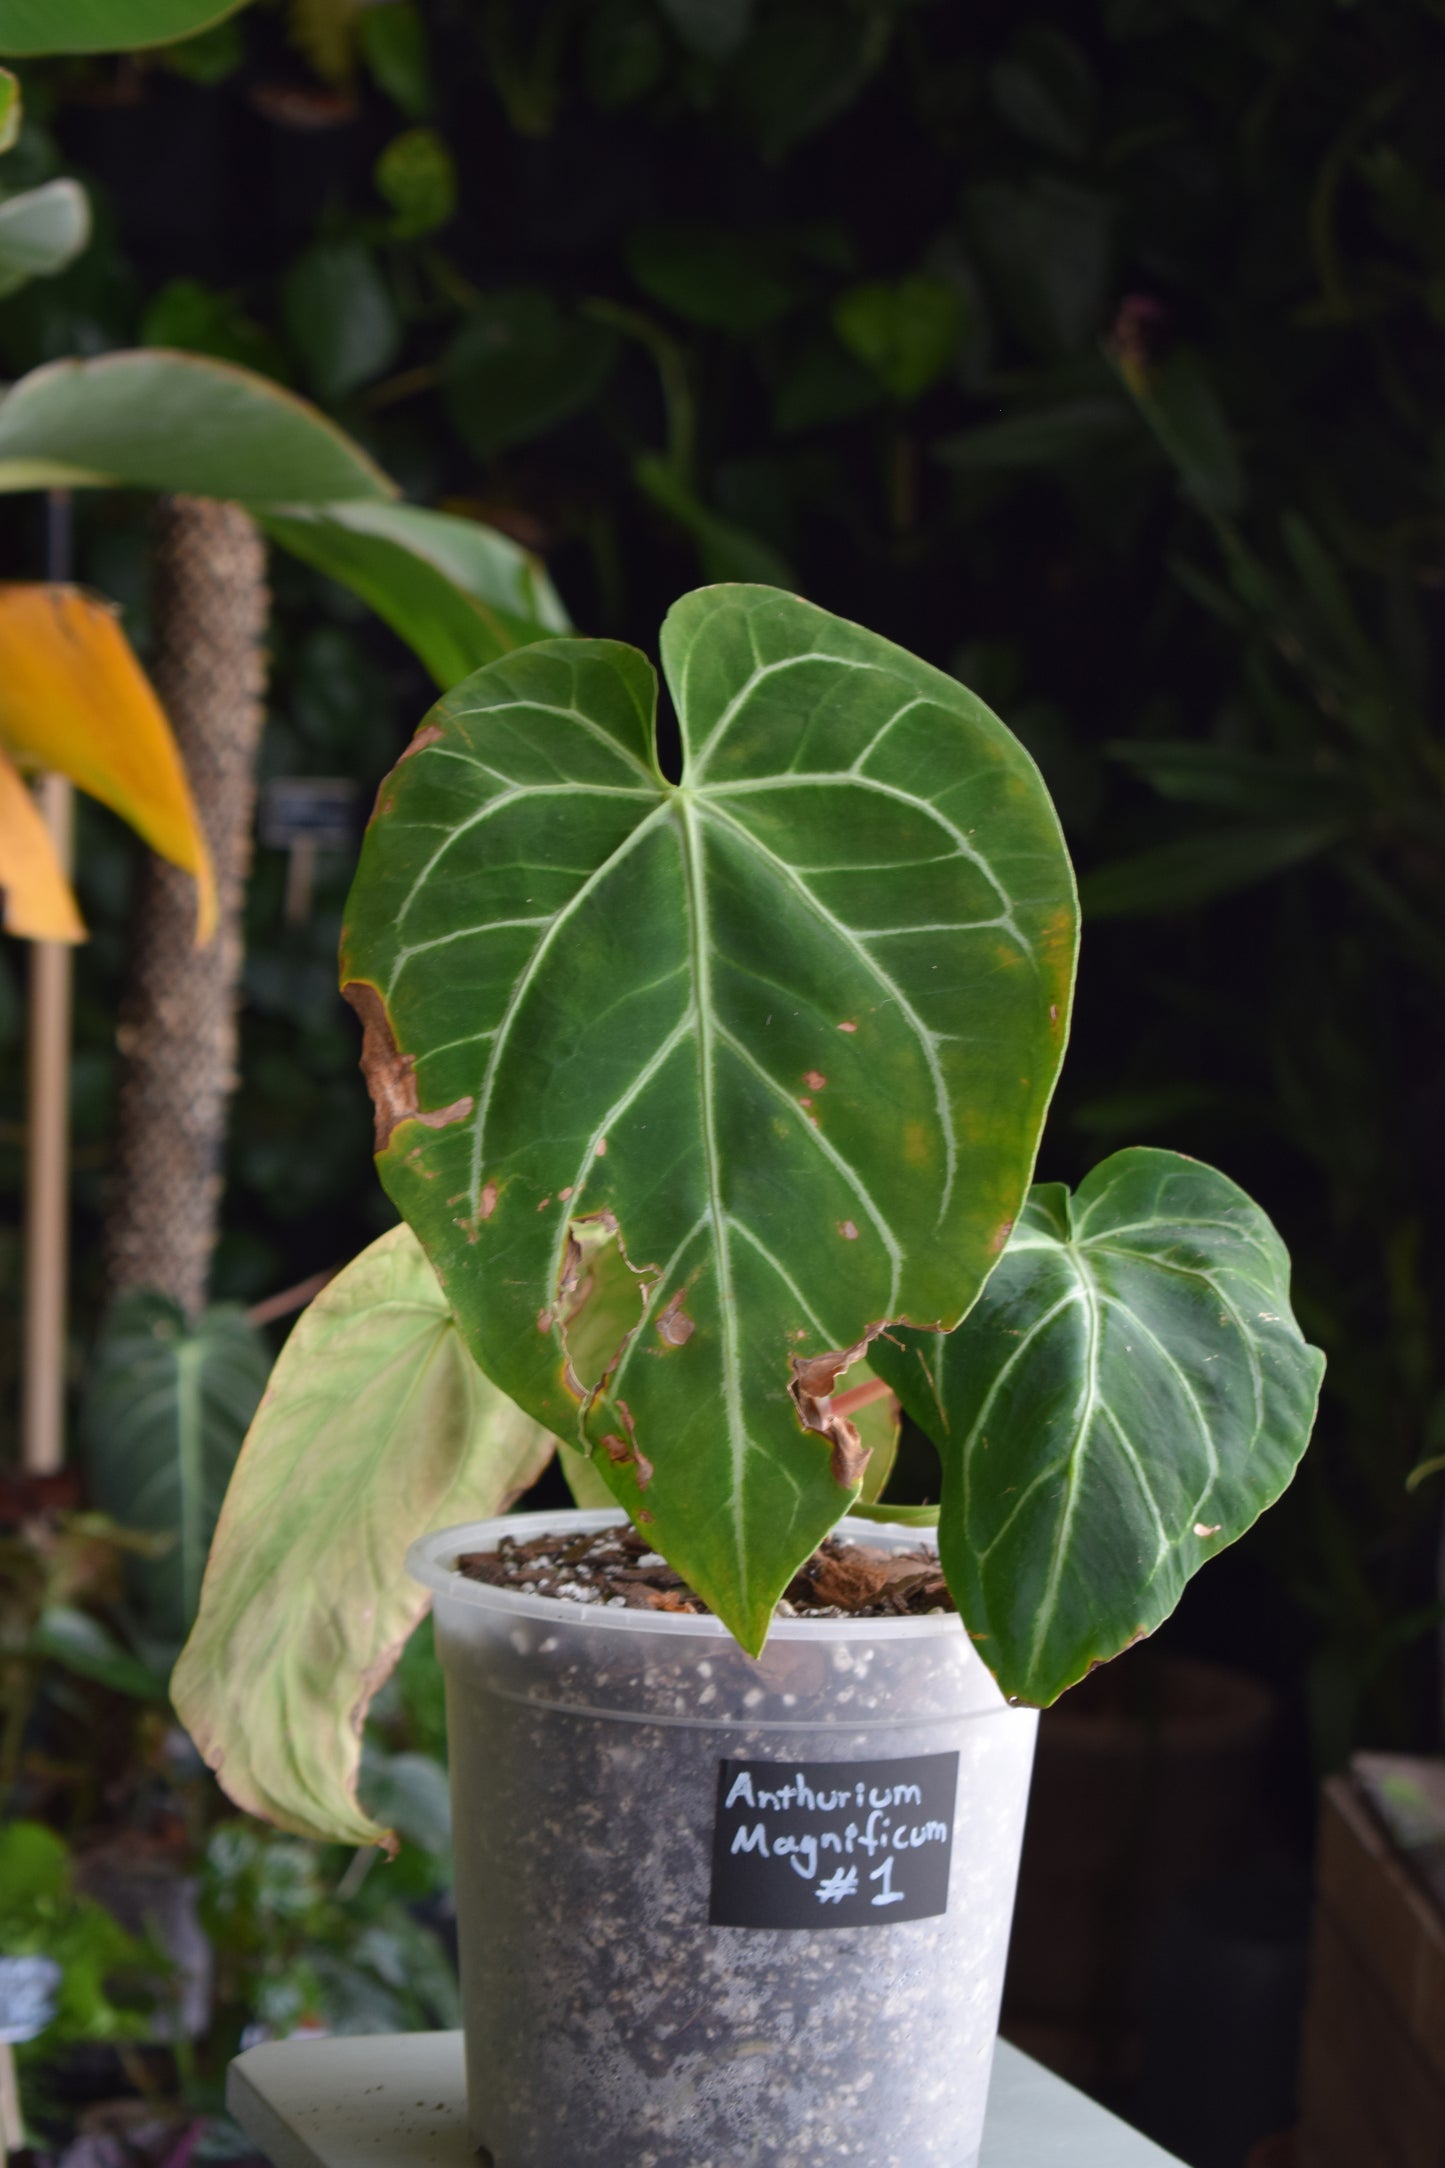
xmin=0 ymin=0 xmax=1443 ymax=2067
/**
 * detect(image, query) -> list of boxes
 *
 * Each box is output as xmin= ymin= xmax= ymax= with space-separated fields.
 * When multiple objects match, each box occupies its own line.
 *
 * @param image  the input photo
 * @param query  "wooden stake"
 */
xmin=20 ymin=492 xmax=74 ymax=1475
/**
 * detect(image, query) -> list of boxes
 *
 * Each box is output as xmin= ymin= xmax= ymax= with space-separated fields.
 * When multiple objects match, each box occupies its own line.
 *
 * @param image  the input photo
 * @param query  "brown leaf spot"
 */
xmin=343 ymin=982 xmax=418 ymax=1153
xmin=839 ymin=1219 xmax=859 ymax=1241
xmin=595 ymin=1137 xmax=608 ymax=1158
xmin=804 ymin=1070 xmax=828 ymax=1090
xmin=397 ymin=720 xmax=444 ymax=763
xmin=799 ymin=1095 xmax=814 ymax=1111
xmin=837 ymin=1019 xmax=858 ymax=1033
xmin=789 ymin=1327 xmax=884 ymax=1491
xmin=537 ymin=1309 xmax=554 ymax=1334
xmin=479 ymin=1181 xmax=499 ymax=1220
xmin=989 ymin=1220 xmax=1014 ymax=1254
xmin=1049 ymin=1003 xmax=1059 ymax=1023
xmin=655 ymin=1290 xmax=696 ymax=1347
xmin=537 ymin=1195 xmax=552 ymax=1212
xmin=1193 ymin=1522 xmax=1222 ymax=1538
xmin=559 ymin=1186 xmax=574 ymax=1202
xmin=602 ymin=1399 xmax=654 ymax=1489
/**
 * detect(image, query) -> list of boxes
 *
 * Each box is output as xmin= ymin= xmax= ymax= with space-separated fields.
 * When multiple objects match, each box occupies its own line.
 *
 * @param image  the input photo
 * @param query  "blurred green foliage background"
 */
xmin=0 ymin=0 xmax=1442 ymax=1767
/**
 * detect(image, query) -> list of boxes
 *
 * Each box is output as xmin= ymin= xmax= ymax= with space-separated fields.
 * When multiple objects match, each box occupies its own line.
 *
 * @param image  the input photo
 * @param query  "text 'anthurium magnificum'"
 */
xmin=340 ymin=585 xmax=1078 ymax=1649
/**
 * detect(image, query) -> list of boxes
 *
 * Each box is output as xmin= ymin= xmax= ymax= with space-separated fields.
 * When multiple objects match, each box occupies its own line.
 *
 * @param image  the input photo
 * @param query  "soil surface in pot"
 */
xmin=458 ymin=1523 xmax=955 ymax=1618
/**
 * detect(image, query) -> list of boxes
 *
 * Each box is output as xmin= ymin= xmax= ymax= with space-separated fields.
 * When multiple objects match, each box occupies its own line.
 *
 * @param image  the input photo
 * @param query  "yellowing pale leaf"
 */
xmin=0 ymin=583 xmax=215 ymax=938
xmin=0 ymin=740 xmax=84 ymax=940
xmin=171 ymin=1223 xmax=559 ymax=1848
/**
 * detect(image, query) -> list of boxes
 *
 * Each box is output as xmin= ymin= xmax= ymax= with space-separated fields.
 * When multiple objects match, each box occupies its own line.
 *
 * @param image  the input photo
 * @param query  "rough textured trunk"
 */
xmin=105 ymin=496 xmax=268 ymax=1317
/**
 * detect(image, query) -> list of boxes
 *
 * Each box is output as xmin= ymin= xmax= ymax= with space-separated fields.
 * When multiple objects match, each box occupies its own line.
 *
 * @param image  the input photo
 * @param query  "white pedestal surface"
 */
xmin=228 ymin=2031 xmax=1186 ymax=2166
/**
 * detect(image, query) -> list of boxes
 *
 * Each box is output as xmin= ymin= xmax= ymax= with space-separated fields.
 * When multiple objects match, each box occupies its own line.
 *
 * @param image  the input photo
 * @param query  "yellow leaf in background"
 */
xmin=0 ymin=583 xmax=215 ymax=940
xmin=0 ymin=740 xmax=84 ymax=941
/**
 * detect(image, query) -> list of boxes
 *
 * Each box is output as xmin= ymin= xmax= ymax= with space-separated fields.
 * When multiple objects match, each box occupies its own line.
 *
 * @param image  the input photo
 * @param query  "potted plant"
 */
xmin=174 ymin=585 xmax=1322 ymax=2167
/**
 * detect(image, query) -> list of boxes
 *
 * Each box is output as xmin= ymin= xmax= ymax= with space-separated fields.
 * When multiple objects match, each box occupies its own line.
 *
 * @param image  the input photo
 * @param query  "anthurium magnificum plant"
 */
xmin=174 ymin=585 xmax=1323 ymax=1848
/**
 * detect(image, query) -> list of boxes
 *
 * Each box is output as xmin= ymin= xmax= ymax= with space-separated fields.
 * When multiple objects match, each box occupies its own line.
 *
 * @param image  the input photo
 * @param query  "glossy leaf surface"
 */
xmin=0 ymin=584 xmax=216 ymax=936
xmin=0 ymin=0 xmax=250 ymax=54
xmin=0 ymin=351 xmax=392 ymax=502
xmin=82 ymin=1292 xmax=270 ymax=1657
xmin=259 ymin=501 xmax=570 ymax=689
xmin=171 ymin=1226 xmax=557 ymax=1847
xmin=341 ymin=585 xmax=1077 ymax=1649
xmin=874 ymin=1149 xmax=1324 ymax=1704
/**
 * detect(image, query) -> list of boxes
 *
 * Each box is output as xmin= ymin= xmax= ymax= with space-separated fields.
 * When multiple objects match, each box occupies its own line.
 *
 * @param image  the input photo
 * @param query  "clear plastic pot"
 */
xmin=408 ymin=1509 xmax=1037 ymax=2168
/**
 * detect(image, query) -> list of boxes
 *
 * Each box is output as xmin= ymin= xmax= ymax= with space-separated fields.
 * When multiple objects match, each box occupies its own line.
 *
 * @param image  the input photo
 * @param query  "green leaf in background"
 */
xmin=874 ymin=1149 xmax=1324 ymax=1703
xmin=1108 ymin=741 xmax=1347 ymax=817
xmin=259 ymin=499 xmax=570 ymax=689
xmin=964 ymin=178 xmax=1114 ymax=358
xmin=1117 ymin=343 xmax=1244 ymax=516
xmin=359 ymin=0 xmax=431 ymax=117
xmin=171 ymin=1225 xmax=558 ymax=1848
xmin=30 ymin=1605 xmax=170 ymax=1701
xmin=729 ymin=3 xmax=892 ymax=162
xmin=156 ymin=14 xmax=243 ymax=81
xmin=0 ymin=66 xmax=19 ymax=152
xmin=281 ymin=240 xmax=401 ymax=404
xmin=140 ymin=276 xmax=288 ymax=378
xmin=340 ymin=586 xmax=1077 ymax=1650
xmin=1080 ymin=821 xmax=1343 ymax=918
xmin=636 ymin=453 xmax=794 ymax=587
xmin=375 ymin=126 xmax=456 ymax=239
xmin=81 ymin=1292 xmax=271 ymax=1656
xmin=0 ymin=349 xmax=394 ymax=500
xmin=626 ymin=221 xmax=797 ymax=333
xmin=443 ymin=292 xmax=619 ymax=460
xmin=0 ymin=0 xmax=250 ymax=53
xmin=990 ymin=26 xmax=1097 ymax=160
xmin=657 ymin=0 xmax=753 ymax=61
xmin=0 ymin=178 xmax=90 ymax=301
xmin=833 ymin=274 xmax=963 ymax=404
xmin=936 ymin=396 xmax=1134 ymax=475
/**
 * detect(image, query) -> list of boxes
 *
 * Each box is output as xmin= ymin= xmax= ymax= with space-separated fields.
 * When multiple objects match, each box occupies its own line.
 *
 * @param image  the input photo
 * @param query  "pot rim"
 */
xmin=408 ymin=1507 xmax=964 ymax=1644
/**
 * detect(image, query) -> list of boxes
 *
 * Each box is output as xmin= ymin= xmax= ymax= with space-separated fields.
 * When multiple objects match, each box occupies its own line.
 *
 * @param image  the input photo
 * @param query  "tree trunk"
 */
xmin=105 ymin=496 xmax=269 ymax=1318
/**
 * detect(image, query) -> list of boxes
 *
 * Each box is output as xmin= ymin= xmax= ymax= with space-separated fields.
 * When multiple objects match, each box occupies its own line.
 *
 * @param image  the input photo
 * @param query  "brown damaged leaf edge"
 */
xmin=343 ymin=982 xmax=474 ymax=1154
xmin=601 ymin=1398 xmax=654 ymax=1490
xmin=789 ymin=1327 xmax=885 ymax=1490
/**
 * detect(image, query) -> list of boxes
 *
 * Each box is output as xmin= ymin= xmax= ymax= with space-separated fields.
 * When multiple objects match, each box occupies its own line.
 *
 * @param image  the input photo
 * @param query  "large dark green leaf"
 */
xmin=0 ymin=351 xmax=393 ymax=501
xmin=281 ymin=241 xmax=401 ymax=404
xmin=341 ymin=585 xmax=1077 ymax=1649
xmin=81 ymin=1293 xmax=271 ymax=1656
xmin=874 ymin=1149 xmax=1323 ymax=1704
xmin=442 ymin=294 xmax=618 ymax=461
xmin=0 ymin=0 xmax=249 ymax=51
xmin=259 ymin=501 xmax=570 ymax=689
xmin=1080 ymin=822 xmax=1342 ymax=917
xmin=172 ymin=1226 xmax=557 ymax=1847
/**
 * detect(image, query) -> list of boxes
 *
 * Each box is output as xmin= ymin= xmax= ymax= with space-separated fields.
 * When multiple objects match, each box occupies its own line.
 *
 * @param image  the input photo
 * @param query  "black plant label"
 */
xmin=709 ymin=1751 xmax=959 ymax=1929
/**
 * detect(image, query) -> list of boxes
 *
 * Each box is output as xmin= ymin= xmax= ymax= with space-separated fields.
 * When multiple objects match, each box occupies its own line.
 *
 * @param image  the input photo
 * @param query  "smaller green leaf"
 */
xmin=833 ymin=274 xmax=962 ymax=404
xmin=0 ymin=0 xmax=249 ymax=53
xmin=964 ymin=179 xmax=1113 ymax=358
xmin=81 ymin=1293 xmax=271 ymax=1654
xmin=171 ymin=1225 xmax=559 ymax=1848
xmin=875 ymin=1148 xmax=1324 ymax=1704
xmin=375 ymin=126 xmax=455 ymax=239
xmin=658 ymin=0 xmax=752 ymax=60
xmin=141 ymin=276 xmax=287 ymax=378
xmin=849 ymin=1501 xmax=940 ymax=1528
xmin=936 ymin=397 xmax=1133 ymax=475
xmin=635 ymin=453 xmax=793 ymax=586
xmin=31 ymin=1604 xmax=169 ymax=1701
xmin=282 ymin=240 xmax=401 ymax=404
xmin=259 ymin=498 xmax=570 ymax=689
xmin=0 ymin=66 xmax=19 ymax=152
xmin=990 ymin=26 xmax=1097 ymax=159
xmin=359 ymin=0 xmax=430 ymax=116
xmin=1079 ymin=822 xmax=1342 ymax=918
xmin=626 ymin=222 xmax=797 ymax=333
xmin=729 ymin=5 xmax=890 ymax=162
xmin=1108 ymin=740 xmax=1346 ymax=816
xmin=157 ymin=15 xmax=242 ymax=80
xmin=1118 ymin=345 xmax=1243 ymax=516
xmin=0 ymin=177 xmax=89 ymax=301
xmin=443 ymin=293 xmax=618 ymax=461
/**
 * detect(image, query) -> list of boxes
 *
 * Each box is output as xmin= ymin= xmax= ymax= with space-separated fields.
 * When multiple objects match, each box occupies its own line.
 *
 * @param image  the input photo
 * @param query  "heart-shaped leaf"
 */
xmin=340 ymin=584 xmax=1077 ymax=1650
xmin=873 ymin=1148 xmax=1324 ymax=1704
xmin=171 ymin=1225 xmax=557 ymax=1847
